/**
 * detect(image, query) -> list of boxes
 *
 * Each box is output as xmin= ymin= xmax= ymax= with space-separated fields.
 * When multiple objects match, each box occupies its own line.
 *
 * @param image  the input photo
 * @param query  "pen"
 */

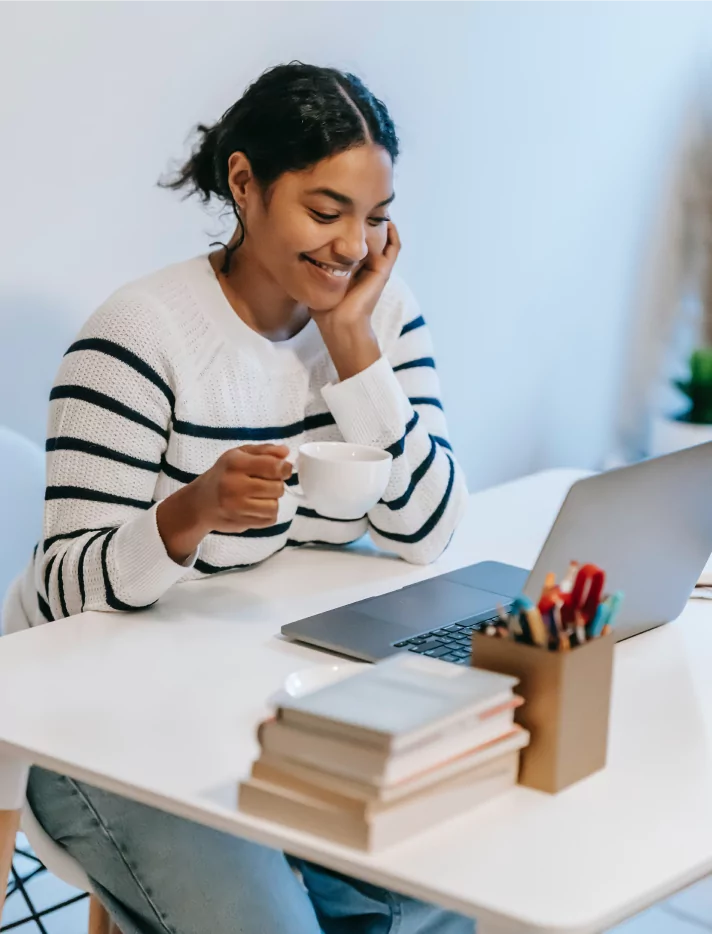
xmin=524 ymin=606 xmax=548 ymax=647
xmin=574 ymin=609 xmax=587 ymax=645
xmin=559 ymin=561 xmax=579 ymax=595
xmin=587 ymin=601 xmax=606 ymax=640
xmin=602 ymin=591 xmax=624 ymax=634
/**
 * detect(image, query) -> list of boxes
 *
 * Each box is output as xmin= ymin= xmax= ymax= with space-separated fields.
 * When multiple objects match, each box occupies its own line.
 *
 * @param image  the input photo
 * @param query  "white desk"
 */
xmin=0 ymin=468 xmax=710 ymax=934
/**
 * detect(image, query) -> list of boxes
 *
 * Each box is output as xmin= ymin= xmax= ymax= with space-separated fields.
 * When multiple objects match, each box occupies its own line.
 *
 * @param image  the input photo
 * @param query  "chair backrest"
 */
xmin=0 ymin=427 xmax=44 ymax=614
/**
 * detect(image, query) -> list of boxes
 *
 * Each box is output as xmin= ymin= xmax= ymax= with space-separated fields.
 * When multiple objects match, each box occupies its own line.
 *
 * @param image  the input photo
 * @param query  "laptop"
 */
xmin=281 ymin=441 xmax=712 ymax=663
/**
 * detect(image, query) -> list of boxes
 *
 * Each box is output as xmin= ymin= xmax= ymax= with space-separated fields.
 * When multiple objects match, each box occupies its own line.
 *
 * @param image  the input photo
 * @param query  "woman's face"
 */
xmin=233 ymin=144 xmax=394 ymax=311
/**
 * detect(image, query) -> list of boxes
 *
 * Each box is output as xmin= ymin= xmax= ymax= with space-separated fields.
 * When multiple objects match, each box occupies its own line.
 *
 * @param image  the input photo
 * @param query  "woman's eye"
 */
xmin=369 ymin=216 xmax=390 ymax=226
xmin=311 ymin=210 xmax=340 ymax=222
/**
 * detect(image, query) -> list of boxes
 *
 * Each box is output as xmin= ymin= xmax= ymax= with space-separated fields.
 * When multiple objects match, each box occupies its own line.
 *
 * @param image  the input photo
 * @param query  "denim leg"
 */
xmin=292 ymin=859 xmax=475 ymax=934
xmin=27 ymin=767 xmax=321 ymax=934
xmin=28 ymin=767 xmax=475 ymax=934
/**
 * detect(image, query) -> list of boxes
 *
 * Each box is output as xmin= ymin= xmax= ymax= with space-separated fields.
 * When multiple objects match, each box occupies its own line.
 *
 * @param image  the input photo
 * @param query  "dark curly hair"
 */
xmin=162 ymin=61 xmax=400 ymax=273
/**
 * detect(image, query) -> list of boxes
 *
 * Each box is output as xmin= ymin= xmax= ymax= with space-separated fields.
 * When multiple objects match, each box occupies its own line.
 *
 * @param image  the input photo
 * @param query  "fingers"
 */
xmin=363 ymin=222 xmax=400 ymax=280
xmin=225 ymin=448 xmax=292 ymax=481
xmin=245 ymin=455 xmax=292 ymax=481
xmin=239 ymin=444 xmax=290 ymax=460
xmin=242 ymin=498 xmax=282 ymax=522
xmin=248 ymin=478 xmax=286 ymax=500
xmin=384 ymin=221 xmax=401 ymax=261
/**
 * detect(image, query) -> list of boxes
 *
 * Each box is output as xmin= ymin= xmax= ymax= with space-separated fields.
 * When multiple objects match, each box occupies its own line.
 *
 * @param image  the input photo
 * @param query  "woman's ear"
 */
xmin=227 ymin=151 xmax=253 ymax=211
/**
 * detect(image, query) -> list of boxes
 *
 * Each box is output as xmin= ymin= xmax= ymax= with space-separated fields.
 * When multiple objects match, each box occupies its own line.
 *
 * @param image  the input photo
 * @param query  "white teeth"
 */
xmin=309 ymin=258 xmax=351 ymax=278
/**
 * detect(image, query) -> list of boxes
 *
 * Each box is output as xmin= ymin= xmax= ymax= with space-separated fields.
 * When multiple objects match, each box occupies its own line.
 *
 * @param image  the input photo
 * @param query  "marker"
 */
xmin=603 ymin=592 xmax=624 ymax=633
xmin=524 ymin=606 xmax=548 ymax=647
xmin=560 ymin=561 xmax=579 ymax=595
xmin=574 ymin=609 xmax=587 ymax=645
xmin=589 ymin=592 xmax=623 ymax=638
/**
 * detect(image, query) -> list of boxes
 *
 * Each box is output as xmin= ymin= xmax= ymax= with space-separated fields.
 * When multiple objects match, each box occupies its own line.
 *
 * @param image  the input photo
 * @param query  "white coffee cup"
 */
xmin=288 ymin=442 xmax=393 ymax=520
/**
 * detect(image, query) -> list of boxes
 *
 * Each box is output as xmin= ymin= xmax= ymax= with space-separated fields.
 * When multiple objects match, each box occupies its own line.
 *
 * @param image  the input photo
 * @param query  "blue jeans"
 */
xmin=27 ymin=767 xmax=475 ymax=934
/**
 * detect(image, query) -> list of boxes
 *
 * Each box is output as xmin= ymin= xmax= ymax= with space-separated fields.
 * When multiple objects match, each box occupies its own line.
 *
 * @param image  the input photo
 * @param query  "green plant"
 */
xmin=675 ymin=347 xmax=712 ymax=423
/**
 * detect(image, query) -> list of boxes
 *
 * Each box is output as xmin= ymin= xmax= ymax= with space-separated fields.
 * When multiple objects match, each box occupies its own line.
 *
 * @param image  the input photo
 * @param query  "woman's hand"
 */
xmin=312 ymin=222 xmax=401 ymax=381
xmin=157 ymin=444 xmax=292 ymax=563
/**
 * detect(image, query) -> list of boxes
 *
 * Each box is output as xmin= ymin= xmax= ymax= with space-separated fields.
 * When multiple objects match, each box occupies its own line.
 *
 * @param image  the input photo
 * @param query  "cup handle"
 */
xmin=285 ymin=460 xmax=306 ymax=501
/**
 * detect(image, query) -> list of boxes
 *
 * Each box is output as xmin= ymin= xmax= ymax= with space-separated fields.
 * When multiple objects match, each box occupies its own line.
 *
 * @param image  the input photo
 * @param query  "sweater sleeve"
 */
xmin=320 ymin=289 xmax=468 ymax=565
xmin=36 ymin=290 xmax=196 ymax=621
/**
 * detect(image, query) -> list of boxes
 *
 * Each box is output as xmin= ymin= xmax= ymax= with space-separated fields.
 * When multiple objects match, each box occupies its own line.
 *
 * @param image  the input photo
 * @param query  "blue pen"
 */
xmin=588 ymin=601 xmax=609 ymax=639
xmin=510 ymin=597 xmax=535 ymax=644
xmin=589 ymin=592 xmax=623 ymax=638
xmin=604 ymin=592 xmax=624 ymax=632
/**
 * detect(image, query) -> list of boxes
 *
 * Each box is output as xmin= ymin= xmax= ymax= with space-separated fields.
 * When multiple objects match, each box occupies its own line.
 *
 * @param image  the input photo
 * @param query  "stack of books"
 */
xmin=239 ymin=653 xmax=529 ymax=850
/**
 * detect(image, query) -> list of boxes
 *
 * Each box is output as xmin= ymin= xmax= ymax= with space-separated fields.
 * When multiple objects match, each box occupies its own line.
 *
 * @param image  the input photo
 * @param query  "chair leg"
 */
xmin=0 ymin=809 xmax=20 ymax=923
xmin=89 ymin=894 xmax=119 ymax=934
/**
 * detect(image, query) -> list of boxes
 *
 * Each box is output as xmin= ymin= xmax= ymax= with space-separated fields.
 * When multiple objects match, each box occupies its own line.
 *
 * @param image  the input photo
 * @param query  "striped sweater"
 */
xmin=13 ymin=256 xmax=468 ymax=629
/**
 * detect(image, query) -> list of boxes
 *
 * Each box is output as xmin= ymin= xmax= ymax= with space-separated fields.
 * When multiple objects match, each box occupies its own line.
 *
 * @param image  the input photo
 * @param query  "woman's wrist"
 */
xmin=156 ymin=481 xmax=211 ymax=565
xmin=317 ymin=318 xmax=381 ymax=381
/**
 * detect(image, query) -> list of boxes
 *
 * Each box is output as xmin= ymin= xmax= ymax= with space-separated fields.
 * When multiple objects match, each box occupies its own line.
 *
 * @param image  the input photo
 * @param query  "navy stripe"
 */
xmin=47 ymin=437 xmax=161 ymax=474
xmin=46 ymin=486 xmax=152 ymax=510
xmin=409 ymin=396 xmax=444 ymax=411
xmin=296 ymin=507 xmax=365 ymax=523
xmin=50 ymin=386 xmax=169 ymax=441
xmin=161 ymin=458 xmax=197 ymax=485
xmin=78 ymin=529 xmax=110 ymax=611
xmin=194 ymin=542 xmax=290 ymax=574
xmin=57 ymin=553 xmax=69 ymax=618
xmin=381 ymin=437 xmax=437 ymax=511
xmin=172 ymin=411 xmax=335 ymax=442
xmin=370 ymin=454 xmax=455 ymax=544
xmin=393 ymin=357 xmax=435 ymax=373
xmin=195 ymin=557 xmax=260 ymax=574
xmin=432 ymin=435 xmax=452 ymax=451
xmin=212 ymin=521 xmax=292 ymax=539
xmin=44 ymin=554 xmax=57 ymax=601
xmin=286 ymin=538 xmax=361 ymax=549
xmin=386 ymin=412 xmax=420 ymax=459
xmin=66 ymin=339 xmax=175 ymax=409
xmin=37 ymin=592 xmax=53 ymax=622
xmin=399 ymin=315 xmax=425 ymax=337
xmin=44 ymin=526 xmax=113 ymax=553
xmin=100 ymin=528 xmax=156 ymax=611
xmin=286 ymin=473 xmax=300 ymax=487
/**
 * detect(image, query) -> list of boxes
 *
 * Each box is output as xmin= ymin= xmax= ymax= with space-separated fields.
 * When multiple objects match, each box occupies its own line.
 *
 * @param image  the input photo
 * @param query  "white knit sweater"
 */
xmin=12 ymin=256 xmax=468 ymax=629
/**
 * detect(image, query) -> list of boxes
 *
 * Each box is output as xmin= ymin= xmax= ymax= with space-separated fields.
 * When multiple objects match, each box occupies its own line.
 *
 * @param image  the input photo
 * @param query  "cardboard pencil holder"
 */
xmin=471 ymin=632 xmax=614 ymax=793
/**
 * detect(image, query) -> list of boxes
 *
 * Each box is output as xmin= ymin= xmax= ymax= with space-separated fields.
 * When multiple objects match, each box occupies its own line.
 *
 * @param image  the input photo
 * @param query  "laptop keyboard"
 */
xmin=392 ymin=615 xmax=502 ymax=665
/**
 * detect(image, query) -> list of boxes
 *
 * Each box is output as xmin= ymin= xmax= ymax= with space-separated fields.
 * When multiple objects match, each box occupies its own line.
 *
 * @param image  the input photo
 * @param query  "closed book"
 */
xmin=239 ymin=749 xmax=520 ymax=851
xmin=252 ymin=725 xmax=529 ymax=804
xmin=258 ymin=701 xmax=521 ymax=785
xmin=277 ymin=653 xmax=518 ymax=753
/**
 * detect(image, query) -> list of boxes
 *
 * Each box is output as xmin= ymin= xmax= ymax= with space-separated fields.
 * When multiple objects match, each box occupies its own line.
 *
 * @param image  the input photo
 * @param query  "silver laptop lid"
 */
xmin=523 ymin=442 xmax=712 ymax=639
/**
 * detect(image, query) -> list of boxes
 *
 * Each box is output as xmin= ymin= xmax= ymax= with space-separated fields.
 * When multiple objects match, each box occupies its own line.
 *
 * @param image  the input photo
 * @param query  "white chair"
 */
xmin=0 ymin=427 xmax=119 ymax=934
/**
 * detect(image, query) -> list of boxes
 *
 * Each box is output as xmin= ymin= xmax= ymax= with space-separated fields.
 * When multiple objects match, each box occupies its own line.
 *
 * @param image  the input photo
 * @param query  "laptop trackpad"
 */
xmin=354 ymin=578 xmax=506 ymax=629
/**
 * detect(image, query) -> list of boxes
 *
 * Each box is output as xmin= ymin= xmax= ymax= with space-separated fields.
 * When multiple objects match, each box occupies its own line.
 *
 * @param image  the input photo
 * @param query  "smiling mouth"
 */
xmin=301 ymin=255 xmax=352 ymax=279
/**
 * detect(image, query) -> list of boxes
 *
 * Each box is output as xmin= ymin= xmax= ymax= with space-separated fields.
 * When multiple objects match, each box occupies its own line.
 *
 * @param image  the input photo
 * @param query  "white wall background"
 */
xmin=2 ymin=1 xmax=712 ymax=491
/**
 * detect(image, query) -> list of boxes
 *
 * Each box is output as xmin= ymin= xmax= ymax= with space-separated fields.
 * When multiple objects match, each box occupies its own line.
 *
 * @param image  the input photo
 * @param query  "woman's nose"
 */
xmin=333 ymin=224 xmax=368 ymax=265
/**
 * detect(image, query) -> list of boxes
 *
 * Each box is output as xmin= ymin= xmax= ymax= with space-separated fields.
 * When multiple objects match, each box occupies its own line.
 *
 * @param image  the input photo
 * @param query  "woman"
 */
xmin=8 ymin=62 xmax=470 ymax=933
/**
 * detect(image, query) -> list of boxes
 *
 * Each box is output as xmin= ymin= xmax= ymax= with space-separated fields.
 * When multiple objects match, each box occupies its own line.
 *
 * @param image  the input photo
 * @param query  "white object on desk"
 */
xmin=4 ymin=469 xmax=712 ymax=934
xmin=270 ymin=661 xmax=367 ymax=706
xmin=287 ymin=441 xmax=392 ymax=520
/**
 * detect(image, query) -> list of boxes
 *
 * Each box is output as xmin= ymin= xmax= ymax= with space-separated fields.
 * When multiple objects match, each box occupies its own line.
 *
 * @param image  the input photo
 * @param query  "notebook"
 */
xmin=276 ymin=652 xmax=519 ymax=753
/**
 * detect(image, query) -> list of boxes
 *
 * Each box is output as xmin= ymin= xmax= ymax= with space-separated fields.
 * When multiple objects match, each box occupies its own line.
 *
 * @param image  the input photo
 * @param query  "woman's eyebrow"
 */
xmin=305 ymin=187 xmax=396 ymax=208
